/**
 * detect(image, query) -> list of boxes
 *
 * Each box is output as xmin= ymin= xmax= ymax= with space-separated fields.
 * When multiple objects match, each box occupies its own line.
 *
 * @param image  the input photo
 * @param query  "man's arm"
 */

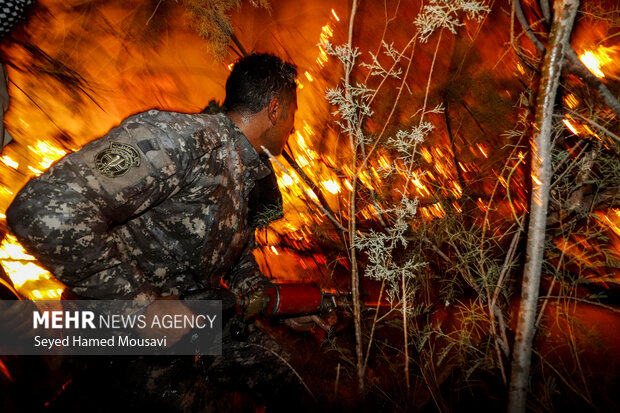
xmin=6 ymin=111 xmax=213 ymax=299
xmin=225 ymin=236 xmax=273 ymax=297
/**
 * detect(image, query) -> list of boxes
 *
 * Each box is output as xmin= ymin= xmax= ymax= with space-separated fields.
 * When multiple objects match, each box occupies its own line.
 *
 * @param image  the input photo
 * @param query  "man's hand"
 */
xmin=137 ymin=296 xmax=194 ymax=346
xmin=243 ymin=289 xmax=271 ymax=320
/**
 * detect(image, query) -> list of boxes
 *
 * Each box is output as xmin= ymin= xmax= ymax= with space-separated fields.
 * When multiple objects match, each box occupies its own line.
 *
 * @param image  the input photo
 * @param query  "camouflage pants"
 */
xmin=200 ymin=319 xmax=294 ymax=394
xmin=52 ymin=319 xmax=299 ymax=413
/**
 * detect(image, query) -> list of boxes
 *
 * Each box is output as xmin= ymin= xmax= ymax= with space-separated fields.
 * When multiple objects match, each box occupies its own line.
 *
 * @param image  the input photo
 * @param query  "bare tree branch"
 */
xmin=539 ymin=0 xmax=552 ymax=24
xmin=514 ymin=0 xmax=546 ymax=52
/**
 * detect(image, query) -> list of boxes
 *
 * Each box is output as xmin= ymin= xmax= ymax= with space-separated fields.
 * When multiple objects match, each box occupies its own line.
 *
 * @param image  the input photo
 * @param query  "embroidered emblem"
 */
xmin=94 ymin=142 xmax=141 ymax=177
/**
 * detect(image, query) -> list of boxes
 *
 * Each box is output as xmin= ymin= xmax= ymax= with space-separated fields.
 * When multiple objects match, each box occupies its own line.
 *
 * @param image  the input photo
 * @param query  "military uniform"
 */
xmin=7 ymin=109 xmax=301 ymax=410
xmin=7 ymin=109 xmax=280 ymax=299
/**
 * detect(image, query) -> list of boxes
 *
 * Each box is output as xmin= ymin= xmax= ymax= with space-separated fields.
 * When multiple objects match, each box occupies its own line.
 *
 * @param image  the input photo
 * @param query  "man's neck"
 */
xmin=226 ymin=110 xmax=269 ymax=154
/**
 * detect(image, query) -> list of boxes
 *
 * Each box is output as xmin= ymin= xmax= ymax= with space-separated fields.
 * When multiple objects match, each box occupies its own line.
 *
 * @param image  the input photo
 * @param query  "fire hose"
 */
xmin=182 ymin=283 xmax=348 ymax=340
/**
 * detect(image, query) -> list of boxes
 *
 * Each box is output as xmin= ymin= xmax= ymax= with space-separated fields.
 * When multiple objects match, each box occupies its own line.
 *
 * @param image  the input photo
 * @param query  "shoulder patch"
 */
xmin=94 ymin=142 xmax=141 ymax=177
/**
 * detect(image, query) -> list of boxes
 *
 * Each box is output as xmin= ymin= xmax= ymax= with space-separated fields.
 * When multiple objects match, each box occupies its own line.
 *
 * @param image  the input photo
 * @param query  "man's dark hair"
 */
xmin=224 ymin=53 xmax=297 ymax=115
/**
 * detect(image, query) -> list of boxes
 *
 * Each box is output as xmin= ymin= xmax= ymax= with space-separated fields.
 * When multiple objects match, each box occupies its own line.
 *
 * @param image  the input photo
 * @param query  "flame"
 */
xmin=596 ymin=209 xmax=620 ymax=238
xmin=0 ymin=234 xmax=63 ymax=299
xmin=29 ymin=141 xmax=67 ymax=169
xmin=563 ymin=119 xmax=579 ymax=135
xmin=579 ymin=45 xmax=617 ymax=78
xmin=1 ymin=155 xmax=18 ymax=169
xmin=0 ymin=234 xmax=35 ymax=261
xmin=27 ymin=166 xmax=43 ymax=176
xmin=321 ymin=180 xmax=341 ymax=194
xmin=564 ymin=94 xmax=579 ymax=109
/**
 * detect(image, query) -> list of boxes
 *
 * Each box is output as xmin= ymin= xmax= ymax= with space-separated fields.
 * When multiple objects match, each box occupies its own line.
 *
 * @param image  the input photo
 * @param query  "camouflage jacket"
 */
xmin=7 ymin=110 xmax=282 ymax=299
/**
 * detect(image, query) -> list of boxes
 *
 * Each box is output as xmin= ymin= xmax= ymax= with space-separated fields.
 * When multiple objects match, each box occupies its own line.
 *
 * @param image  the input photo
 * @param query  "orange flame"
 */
xmin=0 ymin=235 xmax=64 ymax=299
xmin=579 ymin=45 xmax=617 ymax=79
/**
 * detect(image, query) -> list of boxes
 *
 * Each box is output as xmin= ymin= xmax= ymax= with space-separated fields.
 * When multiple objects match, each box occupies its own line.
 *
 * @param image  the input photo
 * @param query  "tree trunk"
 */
xmin=507 ymin=1 xmax=580 ymax=412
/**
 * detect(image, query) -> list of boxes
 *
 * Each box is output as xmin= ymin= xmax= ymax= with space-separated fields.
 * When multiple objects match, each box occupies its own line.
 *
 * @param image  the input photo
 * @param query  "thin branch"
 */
xmin=363 ymin=279 xmax=385 ymax=375
xmin=419 ymin=30 xmax=443 ymax=125
xmin=145 ymin=0 xmax=164 ymax=26
xmin=539 ymin=295 xmax=620 ymax=314
xmin=358 ymin=37 xmax=417 ymax=173
xmin=491 ymin=220 xmax=524 ymax=309
xmin=229 ymin=31 xmax=249 ymax=58
xmin=514 ymin=0 xmax=546 ymax=53
xmin=344 ymin=0 xmax=365 ymax=395
xmin=539 ymin=0 xmax=552 ymax=24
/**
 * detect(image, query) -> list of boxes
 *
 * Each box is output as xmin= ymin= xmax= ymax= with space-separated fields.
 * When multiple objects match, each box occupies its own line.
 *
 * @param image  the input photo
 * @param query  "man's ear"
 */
xmin=267 ymin=97 xmax=281 ymax=125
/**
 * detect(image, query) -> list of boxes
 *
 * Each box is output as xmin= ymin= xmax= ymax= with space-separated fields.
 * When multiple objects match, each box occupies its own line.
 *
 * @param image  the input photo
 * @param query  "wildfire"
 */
xmin=0 ymin=0 xmax=615 ymax=305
